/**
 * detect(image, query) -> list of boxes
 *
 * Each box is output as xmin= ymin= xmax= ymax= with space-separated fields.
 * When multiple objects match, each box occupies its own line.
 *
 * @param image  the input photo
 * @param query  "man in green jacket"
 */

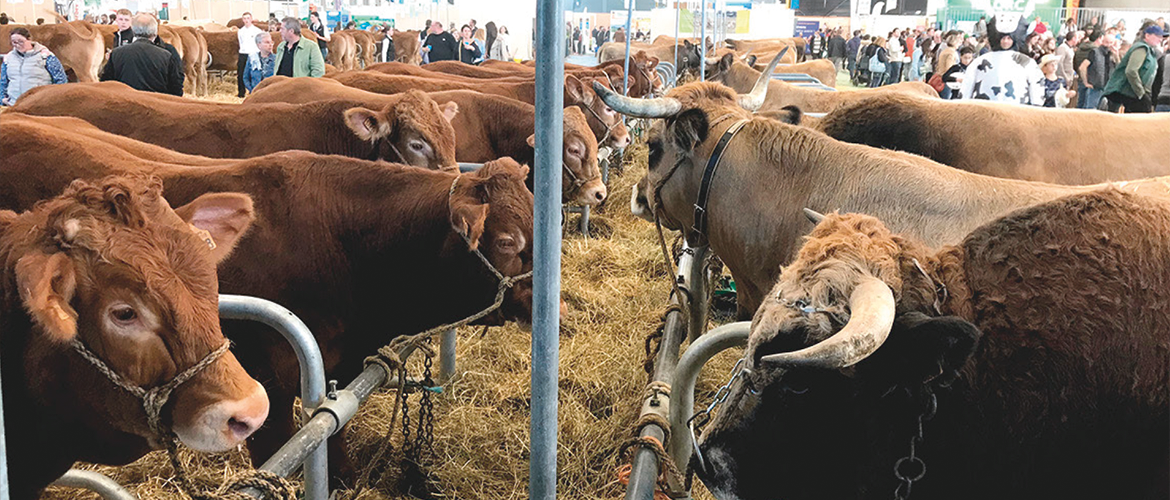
xmin=274 ymin=16 xmax=325 ymax=78
xmin=1103 ymin=24 xmax=1164 ymax=113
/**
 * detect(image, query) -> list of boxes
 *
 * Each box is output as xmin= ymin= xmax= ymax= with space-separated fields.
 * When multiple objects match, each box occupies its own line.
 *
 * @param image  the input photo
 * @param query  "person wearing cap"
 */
xmin=1102 ymin=25 xmax=1164 ymax=113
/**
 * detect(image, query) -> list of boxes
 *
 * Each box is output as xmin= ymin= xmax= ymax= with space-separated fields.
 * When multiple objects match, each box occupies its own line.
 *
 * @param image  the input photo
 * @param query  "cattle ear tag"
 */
xmin=190 ymin=224 xmax=217 ymax=251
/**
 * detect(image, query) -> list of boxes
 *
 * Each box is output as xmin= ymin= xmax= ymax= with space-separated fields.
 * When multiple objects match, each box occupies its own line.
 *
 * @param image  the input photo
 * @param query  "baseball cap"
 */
xmin=1144 ymin=25 xmax=1166 ymax=37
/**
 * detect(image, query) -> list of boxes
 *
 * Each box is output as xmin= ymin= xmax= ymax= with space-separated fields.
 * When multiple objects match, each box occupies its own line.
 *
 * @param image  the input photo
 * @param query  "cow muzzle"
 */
xmin=630 ymin=185 xmax=653 ymax=221
xmin=175 ymin=380 xmax=269 ymax=452
xmin=578 ymin=179 xmax=608 ymax=206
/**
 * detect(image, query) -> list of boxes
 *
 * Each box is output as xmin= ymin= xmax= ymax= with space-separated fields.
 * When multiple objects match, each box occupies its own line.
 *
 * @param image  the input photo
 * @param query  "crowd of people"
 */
xmin=809 ymin=14 xmax=1169 ymax=112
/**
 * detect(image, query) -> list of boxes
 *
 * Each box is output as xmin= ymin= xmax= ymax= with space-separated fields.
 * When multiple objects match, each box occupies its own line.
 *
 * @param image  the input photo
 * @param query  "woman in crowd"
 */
xmin=458 ymin=24 xmax=482 ymax=64
xmin=942 ymin=45 xmax=974 ymax=99
xmin=309 ymin=11 xmax=331 ymax=61
xmin=489 ymin=24 xmax=512 ymax=61
xmin=243 ymin=32 xmax=276 ymax=94
xmin=1 ymin=27 xmax=67 ymax=106
xmin=867 ymin=37 xmax=889 ymax=88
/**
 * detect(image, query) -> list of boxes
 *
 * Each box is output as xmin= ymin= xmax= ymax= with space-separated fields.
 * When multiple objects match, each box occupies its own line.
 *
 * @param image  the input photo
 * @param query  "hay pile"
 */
xmin=42 ymin=110 xmax=742 ymax=500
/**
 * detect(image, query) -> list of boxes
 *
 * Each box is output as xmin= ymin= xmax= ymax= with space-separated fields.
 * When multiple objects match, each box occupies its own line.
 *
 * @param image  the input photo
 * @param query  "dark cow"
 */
xmin=1 ymin=176 xmax=267 ymax=498
xmin=0 ymin=119 xmax=536 ymax=484
xmin=703 ymin=52 xmax=937 ymax=113
xmin=10 ymin=82 xmax=458 ymax=170
xmin=242 ymin=77 xmax=607 ymax=205
xmin=698 ymin=190 xmax=1170 ymax=500
xmin=596 ymin=81 xmax=1170 ymax=318
xmin=815 ymin=93 xmax=1170 ymax=184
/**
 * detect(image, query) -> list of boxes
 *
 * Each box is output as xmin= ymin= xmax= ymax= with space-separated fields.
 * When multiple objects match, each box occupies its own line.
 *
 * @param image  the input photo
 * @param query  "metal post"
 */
xmin=685 ymin=245 xmax=710 ymax=342
xmin=0 ymin=347 xmax=9 ymax=500
xmin=699 ymin=0 xmax=707 ymax=81
xmin=217 ymin=295 xmax=328 ymax=500
xmin=439 ymin=328 xmax=457 ymax=382
xmin=578 ymin=206 xmax=591 ymax=236
xmin=532 ymin=0 xmax=563 ymax=498
xmin=624 ymin=250 xmax=694 ymax=500
xmin=621 ymin=0 xmax=634 ymax=95
xmin=668 ymin=322 xmax=750 ymax=480
xmin=50 ymin=470 xmax=135 ymax=500
xmin=673 ymin=2 xmax=680 ymax=73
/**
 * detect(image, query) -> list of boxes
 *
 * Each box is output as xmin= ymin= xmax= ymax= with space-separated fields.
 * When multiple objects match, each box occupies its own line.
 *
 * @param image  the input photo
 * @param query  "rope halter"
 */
xmin=69 ymin=337 xmax=232 ymax=440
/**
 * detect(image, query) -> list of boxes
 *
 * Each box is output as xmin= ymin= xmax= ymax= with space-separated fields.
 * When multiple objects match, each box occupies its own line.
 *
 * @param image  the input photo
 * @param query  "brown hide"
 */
xmin=815 ymin=93 xmax=1170 ymax=184
xmin=0 ymin=120 xmax=535 ymax=487
xmin=341 ymin=29 xmax=376 ymax=68
xmin=327 ymin=31 xmax=356 ymax=70
xmin=393 ymin=30 xmax=422 ymax=64
xmin=706 ymin=57 xmax=936 ymax=113
xmin=330 ymin=70 xmax=537 ymax=102
xmin=3 ymin=113 xmax=228 ymax=166
xmin=767 ymin=59 xmax=835 ymax=87
xmin=632 ymin=82 xmax=1170 ymax=318
xmin=0 ymin=21 xmax=105 ymax=82
xmin=10 ymin=82 xmax=458 ymax=170
xmin=367 ymin=61 xmax=530 ymax=82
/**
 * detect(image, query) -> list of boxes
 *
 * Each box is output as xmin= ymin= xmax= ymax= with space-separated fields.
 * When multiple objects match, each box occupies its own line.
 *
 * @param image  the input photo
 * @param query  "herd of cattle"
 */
xmin=0 ymin=18 xmax=1167 ymax=500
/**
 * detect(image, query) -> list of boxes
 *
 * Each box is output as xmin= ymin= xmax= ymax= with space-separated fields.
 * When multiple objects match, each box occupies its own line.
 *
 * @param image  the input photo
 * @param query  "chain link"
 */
xmin=894 ymin=387 xmax=937 ymax=500
xmin=686 ymin=356 xmax=749 ymax=473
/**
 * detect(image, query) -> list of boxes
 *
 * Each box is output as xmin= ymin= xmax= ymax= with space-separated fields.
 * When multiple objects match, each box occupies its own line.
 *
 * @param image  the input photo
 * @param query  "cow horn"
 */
xmin=592 ymin=81 xmax=682 ymax=118
xmin=760 ymin=276 xmax=895 ymax=370
xmin=803 ymin=208 xmax=825 ymax=224
xmin=737 ymin=46 xmax=787 ymax=112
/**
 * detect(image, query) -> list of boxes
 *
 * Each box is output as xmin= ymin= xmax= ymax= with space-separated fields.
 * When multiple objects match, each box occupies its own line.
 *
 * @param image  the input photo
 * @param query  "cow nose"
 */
xmin=223 ymin=381 xmax=269 ymax=442
xmin=611 ymin=133 xmax=631 ymax=149
xmin=586 ymin=183 xmax=608 ymax=204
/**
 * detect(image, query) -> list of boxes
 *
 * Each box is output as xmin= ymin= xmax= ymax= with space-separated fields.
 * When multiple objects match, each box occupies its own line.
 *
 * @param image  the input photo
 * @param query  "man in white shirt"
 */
xmin=236 ymin=12 xmax=262 ymax=98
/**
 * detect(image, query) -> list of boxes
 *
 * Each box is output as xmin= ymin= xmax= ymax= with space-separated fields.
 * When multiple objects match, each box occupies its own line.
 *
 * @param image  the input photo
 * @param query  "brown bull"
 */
xmin=1 ymin=175 xmax=267 ymax=498
xmin=705 ymin=53 xmax=937 ymax=113
xmin=699 ymin=190 xmax=1169 ymax=500
xmin=0 ymin=120 xmax=537 ymax=486
xmin=597 ymin=81 xmax=1170 ymax=318
xmin=241 ymin=77 xmax=609 ymax=205
xmin=341 ymin=29 xmax=376 ymax=68
xmin=0 ymin=21 xmax=105 ymax=82
xmin=368 ymin=61 xmax=532 ymax=82
xmin=327 ymin=31 xmax=357 ymax=70
xmin=10 ymin=82 xmax=458 ymax=170
xmin=4 ymin=114 xmax=229 ymax=166
xmin=815 ymin=93 xmax=1170 ymax=184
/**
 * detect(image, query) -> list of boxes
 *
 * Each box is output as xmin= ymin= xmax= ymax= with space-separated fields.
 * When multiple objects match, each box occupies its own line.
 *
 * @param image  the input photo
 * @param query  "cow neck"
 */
xmin=687 ymin=115 xmax=750 ymax=248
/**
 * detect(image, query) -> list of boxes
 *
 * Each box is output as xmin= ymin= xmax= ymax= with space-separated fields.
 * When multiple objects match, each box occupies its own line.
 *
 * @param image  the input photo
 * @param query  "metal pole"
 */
xmin=439 ymin=328 xmax=457 ymax=382
xmin=0 ymin=347 xmax=9 ymax=500
xmin=686 ymin=245 xmax=710 ymax=342
xmin=673 ymin=2 xmax=680 ymax=73
xmin=50 ymin=470 xmax=135 ymax=500
xmin=624 ymin=250 xmax=695 ymax=500
xmin=532 ymin=0 xmax=563 ymax=498
xmin=217 ymin=295 xmax=328 ymax=500
xmin=622 ymin=0 xmax=634 ymax=95
xmin=700 ymin=0 xmax=707 ymax=81
xmin=668 ymin=322 xmax=750 ymax=478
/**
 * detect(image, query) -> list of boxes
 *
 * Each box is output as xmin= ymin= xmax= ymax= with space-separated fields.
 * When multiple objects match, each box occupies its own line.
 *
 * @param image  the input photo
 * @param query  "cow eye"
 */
xmin=568 ymin=146 xmax=582 ymax=157
xmin=111 ymin=305 xmax=138 ymax=324
xmin=409 ymin=140 xmax=426 ymax=152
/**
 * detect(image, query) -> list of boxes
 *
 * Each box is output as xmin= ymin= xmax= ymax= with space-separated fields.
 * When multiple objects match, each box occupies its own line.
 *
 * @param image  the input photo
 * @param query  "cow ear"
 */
xmin=450 ymin=199 xmax=490 ymax=251
xmin=526 ymin=134 xmax=536 ymax=148
xmin=16 ymin=251 xmax=79 ymax=342
xmin=439 ymin=101 xmax=459 ymax=123
xmin=718 ymin=52 xmax=734 ymax=73
xmin=745 ymin=54 xmax=758 ymax=66
xmin=669 ymin=108 xmax=709 ymax=153
xmin=777 ymin=105 xmax=803 ymax=125
xmin=343 ymin=107 xmax=392 ymax=141
xmin=648 ymin=55 xmax=659 ymax=66
xmin=858 ymin=312 xmax=982 ymax=385
xmin=173 ymin=193 xmax=256 ymax=264
xmin=564 ymin=74 xmax=585 ymax=105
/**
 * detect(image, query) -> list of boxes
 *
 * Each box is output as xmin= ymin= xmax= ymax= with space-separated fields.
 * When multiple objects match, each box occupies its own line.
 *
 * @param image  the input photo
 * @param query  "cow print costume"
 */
xmin=959 ymin=16 xmax=1045 ymax=105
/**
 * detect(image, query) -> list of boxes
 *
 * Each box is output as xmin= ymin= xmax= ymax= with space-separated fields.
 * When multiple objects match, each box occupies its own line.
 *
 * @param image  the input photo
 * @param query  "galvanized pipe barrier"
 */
xmin=532 ymin=0 xmax=564 ymax=497
xmin=218 ymin=295 xmax=328 ymax=500
xmin=699 ymin=0 xmax=707 ymax=81
xmin=685 ymin=246 xmax=710 ymax=342
xmin=668 ymin=322 xmax=750 ymax=480
xmin=624 ymin=247 xmax=697 ymax=500
xmin=458 ymin=162 xmax=484 ymax=173
xmin=50 ymin=470 xmax=135 ymax=500
xmin=621 ymin=0 xmax=634 ymax=96
xmin=439 ymin=328 xmax=457 ymax=382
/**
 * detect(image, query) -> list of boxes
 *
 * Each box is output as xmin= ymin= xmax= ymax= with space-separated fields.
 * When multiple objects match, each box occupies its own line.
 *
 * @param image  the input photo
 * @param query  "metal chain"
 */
xmin=402 ymin=384 xmax=413 ymax=463
xmin=894 ymin=387 xmax=937 ymax=500
xmin=686 ymin=356 xmax=749 ymax=473
xmin=418 ymin=354 xmax=436 ymax=458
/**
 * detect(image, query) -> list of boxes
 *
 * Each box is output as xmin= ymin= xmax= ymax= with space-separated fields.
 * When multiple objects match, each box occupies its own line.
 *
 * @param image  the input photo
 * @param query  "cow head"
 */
xmin=445 ymin=158 xmax=535 ymax=324
xmin=527 ymin=106 xmax=606 ymax=206
xmin=566 ymin=74 xmax=631 ymax=150
xmin=695 ymin=213 xmax=981 ymax=500
xmin=343 ymin=90 xmax=460 ymax=172
xmin=0 ymin=176 xmax=269 ymax=456
xmin=677 ymin=40 xmax=704 ymax=80
xmin=594 ymin=51 xmax=790 ymax=237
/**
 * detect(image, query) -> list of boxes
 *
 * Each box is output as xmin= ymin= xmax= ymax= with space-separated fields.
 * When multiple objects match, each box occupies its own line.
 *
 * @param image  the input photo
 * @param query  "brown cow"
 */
xmin=699 ymin=191 xmax=1170 ymax=500
xmin=478 ymin=57 xmax=659 ymax=98
xmin=242 ymin=77 xmax=608 ymax=205
xmin=0 ymin=120 xmax=537 ymax=485
xmin=11 ymin=82 xmax=459 ymax=170
xmin=0 ymin=21 xmax=105 ymax=82
xmin=814 ymin=93 xmax=1170 ymax=185
xmin=597 ymin=81 xmax=1170 ymax=318
xmin=3 ymin=114 xmax=229 ymax=166
xmin=1 ymin=175 xmax=268 ymax=498
xmin=368 ymin=61 xmax=531 ymax=82
xmin=704 ymin=53 xmax=937 ymax=113
xmin=746 ymin=57 xmax=836 ymax=87
xmin=341 ymin=29 xmax=376 ymax=68
xmin=204 ymin=28 xmax=318 ymax=73
xmin=393 ymin=29 xmax=422 ymax=64
xmin=327 ymin=30 xmax=357 ymax=70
